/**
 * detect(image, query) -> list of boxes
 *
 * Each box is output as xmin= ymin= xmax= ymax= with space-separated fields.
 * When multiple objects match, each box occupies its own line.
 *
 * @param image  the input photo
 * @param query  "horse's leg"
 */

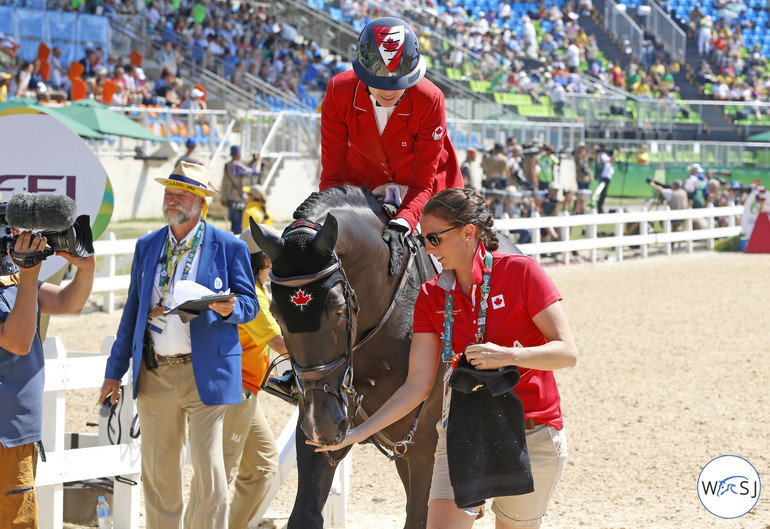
xmin=287 ymin=423 xmax=337 ymax=529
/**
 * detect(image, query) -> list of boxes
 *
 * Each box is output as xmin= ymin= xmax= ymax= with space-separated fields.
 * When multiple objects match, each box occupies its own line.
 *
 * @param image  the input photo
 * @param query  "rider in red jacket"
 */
xmin=320 ymin=17 xmax=462 ymax=275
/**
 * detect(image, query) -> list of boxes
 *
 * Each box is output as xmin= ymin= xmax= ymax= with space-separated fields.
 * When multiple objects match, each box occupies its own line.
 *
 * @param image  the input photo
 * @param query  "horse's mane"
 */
xmin=293 ymin=186 xmax=381 ymax=220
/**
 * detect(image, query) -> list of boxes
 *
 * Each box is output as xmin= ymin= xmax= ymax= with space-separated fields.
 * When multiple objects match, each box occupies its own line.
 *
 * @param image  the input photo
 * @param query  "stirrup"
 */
xmin=262 ymin=370 xmax=299 ymax=406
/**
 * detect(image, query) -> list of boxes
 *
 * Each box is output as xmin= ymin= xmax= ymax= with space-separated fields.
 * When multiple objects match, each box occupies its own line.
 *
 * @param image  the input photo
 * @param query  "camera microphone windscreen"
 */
xmin=6 ymin=193 xmax=78 ymax=231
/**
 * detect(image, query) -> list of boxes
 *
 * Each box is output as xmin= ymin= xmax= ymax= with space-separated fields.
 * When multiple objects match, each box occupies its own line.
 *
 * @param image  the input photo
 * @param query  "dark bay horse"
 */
xmin=251 ymin=186 xmax=443 ymax=529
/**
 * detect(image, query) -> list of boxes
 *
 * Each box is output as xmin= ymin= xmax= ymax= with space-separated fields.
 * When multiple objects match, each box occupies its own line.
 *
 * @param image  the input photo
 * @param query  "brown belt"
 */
xmin=524 ymin=418 xmax=540 ymax=430
xmin=155 ymin=353 xmax=192 ymax=366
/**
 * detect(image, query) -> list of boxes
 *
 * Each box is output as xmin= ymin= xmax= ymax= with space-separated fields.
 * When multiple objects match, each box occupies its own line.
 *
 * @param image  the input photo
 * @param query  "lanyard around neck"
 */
xmin=158 ymin=220 xmax=204 ymax=297
xmin=441 ymin=249 xmax=493 ymax=368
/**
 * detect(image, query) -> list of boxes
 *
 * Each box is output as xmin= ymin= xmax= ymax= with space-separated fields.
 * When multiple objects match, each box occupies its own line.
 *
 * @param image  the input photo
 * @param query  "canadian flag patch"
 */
xmin=491 ymin=294 xmax=505 ymax=310
xmin=291 ymin=289 xmax=312 ymax=309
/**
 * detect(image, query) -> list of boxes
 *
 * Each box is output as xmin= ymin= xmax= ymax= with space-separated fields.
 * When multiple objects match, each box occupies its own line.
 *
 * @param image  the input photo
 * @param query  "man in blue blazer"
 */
xmin=99 ymin=162 xmax=258 ymax=529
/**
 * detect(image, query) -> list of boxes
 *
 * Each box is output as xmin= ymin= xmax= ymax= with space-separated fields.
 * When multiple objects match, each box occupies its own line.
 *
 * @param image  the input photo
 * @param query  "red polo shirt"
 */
xmin=413 ymin=246 xmax=565 ymax=429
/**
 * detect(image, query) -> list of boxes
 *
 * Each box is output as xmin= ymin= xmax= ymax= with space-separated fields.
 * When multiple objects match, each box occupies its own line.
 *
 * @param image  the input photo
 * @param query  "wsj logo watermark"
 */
xmin=698 ymin=455 xmax=761 ymax=519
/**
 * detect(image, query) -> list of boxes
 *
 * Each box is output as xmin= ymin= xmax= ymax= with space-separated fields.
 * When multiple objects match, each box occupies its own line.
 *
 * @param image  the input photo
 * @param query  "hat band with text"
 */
xmin=168 ymin=173 xmax=209 ymax=189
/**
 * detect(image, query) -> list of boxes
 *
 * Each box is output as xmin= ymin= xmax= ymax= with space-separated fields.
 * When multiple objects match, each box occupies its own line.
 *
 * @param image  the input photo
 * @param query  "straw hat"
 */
xmin=155 ymin=161 xmax=218 ymax=196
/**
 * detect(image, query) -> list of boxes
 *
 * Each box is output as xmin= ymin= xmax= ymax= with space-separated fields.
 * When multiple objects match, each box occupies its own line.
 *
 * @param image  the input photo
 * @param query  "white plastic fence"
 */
xmin=76 ymin=205 xmax=745 ymax=312
xmin=494 ymin=204 xmax=744 ymax=263
xmin=38 ymin=336 xmax=351 ymax=529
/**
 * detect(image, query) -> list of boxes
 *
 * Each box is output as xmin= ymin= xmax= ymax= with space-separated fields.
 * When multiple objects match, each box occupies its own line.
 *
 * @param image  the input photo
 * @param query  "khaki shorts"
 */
xmin=429 ymin=421 xmax=568 ymax=528
xmin=0 ymin=442 xmax=39 ymax=529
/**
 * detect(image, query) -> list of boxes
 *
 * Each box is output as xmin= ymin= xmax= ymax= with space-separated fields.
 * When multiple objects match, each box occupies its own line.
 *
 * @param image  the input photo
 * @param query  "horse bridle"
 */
xmin=269 ymin=225 xmax=425 ymax=465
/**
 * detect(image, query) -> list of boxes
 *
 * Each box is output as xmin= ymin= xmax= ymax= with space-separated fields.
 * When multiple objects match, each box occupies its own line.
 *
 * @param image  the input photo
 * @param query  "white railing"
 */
xmin=494 ymin=204 xmax=744 ymax=263
xmin=78 ymin=205 xmax=743 ymax=311
xmin=37 ymin=336 xmax=140 ymax=529
xmin=38 ymin=337 xmax=351 ymax=528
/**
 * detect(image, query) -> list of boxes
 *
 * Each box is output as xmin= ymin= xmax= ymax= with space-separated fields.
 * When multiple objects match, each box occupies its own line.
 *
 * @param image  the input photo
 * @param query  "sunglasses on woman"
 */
xmin=416 ymin=224 xmax=461 ymax=247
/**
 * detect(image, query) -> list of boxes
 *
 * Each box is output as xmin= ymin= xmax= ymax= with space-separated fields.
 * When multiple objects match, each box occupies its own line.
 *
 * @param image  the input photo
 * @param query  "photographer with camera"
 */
xmin=222 ymin=145 xmax=262 ymax=234
xmin=648 ymin=177 xmax=688 ymax=211
xmin=1 ymin=220 xmax=95 ymax=527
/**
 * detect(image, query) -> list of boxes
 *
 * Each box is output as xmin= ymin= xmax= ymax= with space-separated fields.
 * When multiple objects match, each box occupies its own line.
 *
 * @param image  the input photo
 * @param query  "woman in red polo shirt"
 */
xmin=309 ymin=188 xmax=577 ymax=529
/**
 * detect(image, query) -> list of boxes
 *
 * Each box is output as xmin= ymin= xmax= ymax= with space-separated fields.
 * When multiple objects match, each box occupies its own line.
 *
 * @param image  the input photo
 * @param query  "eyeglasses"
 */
xmin=417 ymin=225 xmax=461 ymax=247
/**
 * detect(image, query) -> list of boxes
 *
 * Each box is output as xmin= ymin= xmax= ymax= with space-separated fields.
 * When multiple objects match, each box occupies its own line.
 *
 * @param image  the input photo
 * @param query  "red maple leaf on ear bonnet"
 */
xmin=291 ymin=289 xmax=312 ymax=309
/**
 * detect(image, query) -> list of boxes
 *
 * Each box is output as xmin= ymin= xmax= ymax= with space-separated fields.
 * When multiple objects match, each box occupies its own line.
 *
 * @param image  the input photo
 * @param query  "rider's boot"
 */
xmin=263 ymin=370 xmax=300 ymax=406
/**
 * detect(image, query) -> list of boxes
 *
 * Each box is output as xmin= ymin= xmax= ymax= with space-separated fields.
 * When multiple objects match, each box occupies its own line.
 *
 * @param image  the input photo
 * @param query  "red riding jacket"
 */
xmin=320 ymin=69 xmax=462 ymax=231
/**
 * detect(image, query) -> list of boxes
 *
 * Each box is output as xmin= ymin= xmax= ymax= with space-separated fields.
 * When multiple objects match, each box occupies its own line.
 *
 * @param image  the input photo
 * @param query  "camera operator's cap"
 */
xmin=548 ymin=181 xmax=561 ymax=191
xmin=230 ymin=145 xmax=241 ymax=157
xmin=243 ymin=184 xmax=266 ymax=201
xmin=156 ymin=161 xmax=218 ymax=197
xmin=239 ymin=224 xmax=280 ymax=254
xmin=185 ymin=138 xmax=196 ymax=148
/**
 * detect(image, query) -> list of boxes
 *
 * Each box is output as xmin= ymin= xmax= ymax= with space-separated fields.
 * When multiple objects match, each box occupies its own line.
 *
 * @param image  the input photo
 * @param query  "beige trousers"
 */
xmin=136 ymin=362 xmax=229 ymax=529
xmin=222 ymin=390 xmax=279 ymax=529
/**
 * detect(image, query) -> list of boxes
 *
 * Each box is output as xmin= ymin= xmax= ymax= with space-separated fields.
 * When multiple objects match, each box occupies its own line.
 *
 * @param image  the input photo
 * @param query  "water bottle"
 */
xmin=96 ymin=495 xmax=112 ymax=529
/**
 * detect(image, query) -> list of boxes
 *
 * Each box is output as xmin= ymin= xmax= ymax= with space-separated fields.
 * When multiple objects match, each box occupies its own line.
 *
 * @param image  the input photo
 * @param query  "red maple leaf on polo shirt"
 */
xmin=291 ymin=289 xmax=312 ymax=309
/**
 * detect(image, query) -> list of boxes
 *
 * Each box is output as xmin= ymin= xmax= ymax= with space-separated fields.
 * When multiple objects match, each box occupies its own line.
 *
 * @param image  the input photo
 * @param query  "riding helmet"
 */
xmin=352 ymin=17 xmax=427 ymax=91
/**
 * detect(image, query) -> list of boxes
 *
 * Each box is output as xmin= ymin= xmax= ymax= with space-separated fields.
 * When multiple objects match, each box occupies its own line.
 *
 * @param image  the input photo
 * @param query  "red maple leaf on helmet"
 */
xmin=291 ymin=289 xmax=312 ymax=309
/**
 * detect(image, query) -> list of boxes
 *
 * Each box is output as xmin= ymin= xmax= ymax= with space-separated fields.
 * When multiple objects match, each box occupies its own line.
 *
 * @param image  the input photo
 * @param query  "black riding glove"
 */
xmin=382 ymin=221 xmax=409 ymax=276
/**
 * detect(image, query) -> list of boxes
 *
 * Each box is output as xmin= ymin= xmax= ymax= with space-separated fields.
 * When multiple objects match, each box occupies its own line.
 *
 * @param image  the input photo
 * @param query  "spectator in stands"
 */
xmin=49 ymin=46 xmax=71 ymax=94
xmin=0 ymin=38 xmax=16 ymax=72
xmin=320 ymin=16 xmax=463 ymax=275
xmin=0 ymin=72 xmax=10 ymax=102
xmin=78 ymin=48 xmax=98 ymax=80
xmin=222 ymin=146 xmax=261 ymax=234
xmin=156 ymin=40 xmax=178 ymax=77
xmin=636 ymin=143 xmax=650 ymax=165
xmin=175 ymin=138 xmax=203 ymax=166
xmin=180 ymin=87 xmax=207 ymax=110
xmin=698 ymin=16 xmax=713 ymax=56
xmin=12 ymin=61 xmax=34 ymax=99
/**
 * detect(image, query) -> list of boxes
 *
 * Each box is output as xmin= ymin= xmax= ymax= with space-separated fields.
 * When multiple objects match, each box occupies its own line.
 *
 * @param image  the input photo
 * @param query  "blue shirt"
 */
xmin=0 ymin=282 xmax=44 ymax=448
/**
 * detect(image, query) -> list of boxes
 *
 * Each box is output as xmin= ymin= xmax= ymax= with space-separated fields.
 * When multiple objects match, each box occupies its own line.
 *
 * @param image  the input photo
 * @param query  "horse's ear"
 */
xmin=249 ymin=217 xmax=283 ymax=261
xmin=312 ymin=214 xmax=338 ymax=257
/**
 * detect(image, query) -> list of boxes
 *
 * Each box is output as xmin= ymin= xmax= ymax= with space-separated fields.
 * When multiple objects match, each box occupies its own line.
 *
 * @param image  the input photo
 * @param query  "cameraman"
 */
xmin=648 ymin=178 xmax=688 ymax=210
xmin=0 ymin=230 xmax=95 ymax=527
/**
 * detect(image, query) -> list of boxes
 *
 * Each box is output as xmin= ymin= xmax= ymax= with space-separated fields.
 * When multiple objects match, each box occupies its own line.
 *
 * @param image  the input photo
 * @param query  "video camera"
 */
xmin=0 ymin=193 xmax=95 ymax=272
xmin=646 ymin=177 xmax=671 ymax=188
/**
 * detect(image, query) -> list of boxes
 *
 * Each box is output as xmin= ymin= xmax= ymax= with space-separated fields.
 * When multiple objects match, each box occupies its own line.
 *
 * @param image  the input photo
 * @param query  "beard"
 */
xmin=163 ymin=202 xmax=199 ymax=225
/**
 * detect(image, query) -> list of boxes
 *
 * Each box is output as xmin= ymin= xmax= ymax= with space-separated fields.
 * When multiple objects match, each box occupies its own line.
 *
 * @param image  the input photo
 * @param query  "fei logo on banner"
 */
xmin=697 ymin=455 xmax=761 ymax=519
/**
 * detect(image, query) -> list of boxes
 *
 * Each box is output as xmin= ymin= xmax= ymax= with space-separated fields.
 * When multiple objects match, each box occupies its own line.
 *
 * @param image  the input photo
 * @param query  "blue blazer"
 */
xmin=105 ymin=221 xmax=259 ymax=405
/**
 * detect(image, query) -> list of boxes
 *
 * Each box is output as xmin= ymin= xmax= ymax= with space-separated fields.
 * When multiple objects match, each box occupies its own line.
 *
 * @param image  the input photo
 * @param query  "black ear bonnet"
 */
xmin=269 ymin=220 xmax=345 ymax=333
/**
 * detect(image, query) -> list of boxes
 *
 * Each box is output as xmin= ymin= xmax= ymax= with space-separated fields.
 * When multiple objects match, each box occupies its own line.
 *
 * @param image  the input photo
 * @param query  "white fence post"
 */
xmin=101 ymin=233 xmax=117 ymax=313
xmin=37 ymin=336 xmax=141 ymax=529
xmin=39 ymin=337 xmax=67 ymax=529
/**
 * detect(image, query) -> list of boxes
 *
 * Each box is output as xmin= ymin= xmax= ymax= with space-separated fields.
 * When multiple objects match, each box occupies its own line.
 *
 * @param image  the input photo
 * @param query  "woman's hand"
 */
xmin=463 ymin=342 xmax=516 ymax=370
xmin=305 ymin=426 xmax=368 ymax=453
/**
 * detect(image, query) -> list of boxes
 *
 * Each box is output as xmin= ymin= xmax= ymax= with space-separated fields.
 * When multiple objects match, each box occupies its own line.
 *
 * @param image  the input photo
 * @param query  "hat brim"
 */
xmin=155 ymin=177 xmax=218 ymax=196
xmin=352 ymin=55 xmax=426 ymax=91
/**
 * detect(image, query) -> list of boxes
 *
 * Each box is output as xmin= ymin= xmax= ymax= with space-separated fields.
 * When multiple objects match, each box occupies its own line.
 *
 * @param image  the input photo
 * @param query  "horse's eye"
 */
xmin=336 ymin=307 xmax=344 ymax=316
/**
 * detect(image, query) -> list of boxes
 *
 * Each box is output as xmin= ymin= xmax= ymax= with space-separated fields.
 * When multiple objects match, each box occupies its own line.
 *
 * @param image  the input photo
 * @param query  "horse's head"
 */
xmin=251 ymin=215 xmax=360 ymax=446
